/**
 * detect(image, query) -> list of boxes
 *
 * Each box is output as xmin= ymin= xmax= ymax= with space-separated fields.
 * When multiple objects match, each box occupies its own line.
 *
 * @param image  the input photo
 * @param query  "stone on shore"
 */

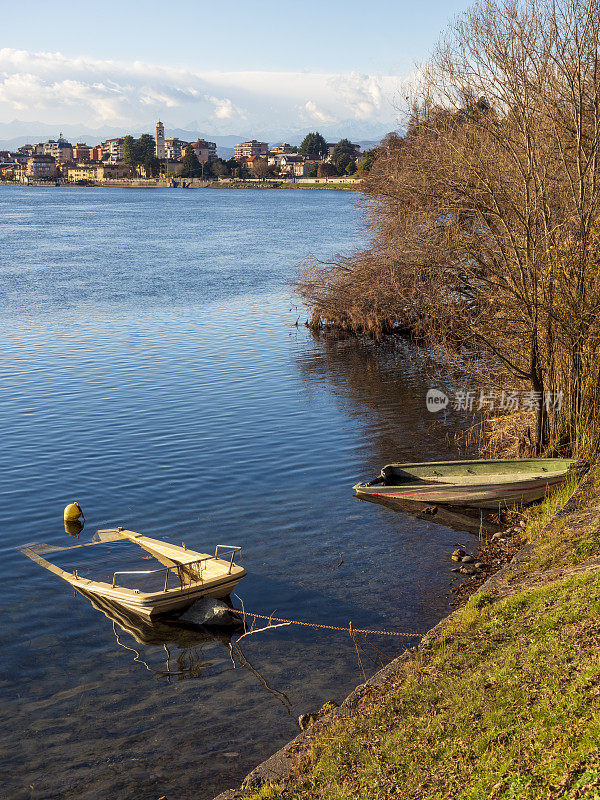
xmin=299 ymin=700 xmax=339 ymax=730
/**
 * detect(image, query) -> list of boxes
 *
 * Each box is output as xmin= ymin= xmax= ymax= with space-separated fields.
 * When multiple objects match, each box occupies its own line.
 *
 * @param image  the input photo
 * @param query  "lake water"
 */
xmin=0 ymin=186 xmax=474 ymax=800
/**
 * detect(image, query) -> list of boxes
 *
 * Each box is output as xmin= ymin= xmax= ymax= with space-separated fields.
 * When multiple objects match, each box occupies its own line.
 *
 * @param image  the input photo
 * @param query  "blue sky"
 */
xmin=0 ymin=0 xmax=473 ymax=139
xmin=1 ymin=0 xmax=471 ymax=73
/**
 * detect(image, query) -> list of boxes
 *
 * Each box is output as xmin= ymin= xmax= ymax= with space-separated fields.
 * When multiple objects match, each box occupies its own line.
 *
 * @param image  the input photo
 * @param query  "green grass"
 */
xmin=251 ymin=785 xmax=286 ymax=798
xmin=277 ymin=182 xmax=358 ymax=191
xmin=206 ymin=180 xmax=358 ymax=191
xmin=248 ymin=467 xmax=600 ymax=800
xmin=520 ymin=470 xmax=600 ymax=572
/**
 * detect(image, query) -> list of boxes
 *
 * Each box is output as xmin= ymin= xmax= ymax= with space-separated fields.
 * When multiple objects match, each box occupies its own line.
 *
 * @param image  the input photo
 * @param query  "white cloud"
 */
xmin=206 ymin=95 xmax=244 ymax=120
xmin=303 ymin=100 xmax=335 ymax=123
xmin=0 ymin=48 xmax=409 ymax=135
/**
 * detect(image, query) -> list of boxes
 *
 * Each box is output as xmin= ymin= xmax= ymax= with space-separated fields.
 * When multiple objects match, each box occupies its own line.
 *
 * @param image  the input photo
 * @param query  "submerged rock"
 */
xmin=180 ymin=597 xmax=241 ymax=627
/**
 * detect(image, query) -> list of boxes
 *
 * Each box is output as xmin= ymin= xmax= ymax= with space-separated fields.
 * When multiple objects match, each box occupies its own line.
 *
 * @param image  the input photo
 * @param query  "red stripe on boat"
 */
xmin=370 ymin=477 xmax=565 ymax=499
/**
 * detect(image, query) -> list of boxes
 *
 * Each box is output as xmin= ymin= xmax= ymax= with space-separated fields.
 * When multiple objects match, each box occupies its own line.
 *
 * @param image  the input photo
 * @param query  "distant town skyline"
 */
xmin=0 ymin=0 xmax=472 ymax=138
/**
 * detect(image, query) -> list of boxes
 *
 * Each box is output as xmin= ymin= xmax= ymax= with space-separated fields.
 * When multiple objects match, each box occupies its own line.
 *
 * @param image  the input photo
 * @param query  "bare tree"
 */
xmin=252 ymin=157 xmax=272 ymax=181
xmin=298 ymin=0 xmax=600 ymax=457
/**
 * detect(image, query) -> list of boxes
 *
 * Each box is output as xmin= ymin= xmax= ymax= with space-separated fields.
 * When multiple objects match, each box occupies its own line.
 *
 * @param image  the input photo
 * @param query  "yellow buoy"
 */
xmin=64 ymin=501 xmax=83 ymax=522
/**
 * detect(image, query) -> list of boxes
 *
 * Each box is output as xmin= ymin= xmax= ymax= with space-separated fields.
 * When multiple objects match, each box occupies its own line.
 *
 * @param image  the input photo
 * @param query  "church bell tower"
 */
xmin=155 ymin=121 xmax=166 ymax=159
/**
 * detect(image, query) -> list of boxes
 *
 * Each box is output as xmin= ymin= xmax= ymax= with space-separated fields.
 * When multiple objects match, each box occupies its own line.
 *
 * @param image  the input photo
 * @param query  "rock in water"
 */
xmin=180 ymin=597 xmax=241 ymax=627
xmin=461 ymin=554 xmax=475 ymax=563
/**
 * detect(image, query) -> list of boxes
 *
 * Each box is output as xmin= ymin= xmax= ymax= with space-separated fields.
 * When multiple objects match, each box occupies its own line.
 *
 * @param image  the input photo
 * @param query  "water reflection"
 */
xmin=353 ymin=494 xmax=504 ymax=536
xmin=77 ymin=589 xmax=292 ymax=710
xmin=65 ymin=518 xmax=84 ymax=537
xmin=296 ymin=330 xmax=465 ymax=469
xmin=296 ymin=330 xmax=506 ymax=539
xmin=0 ymin=188 xmax=486 ymax=800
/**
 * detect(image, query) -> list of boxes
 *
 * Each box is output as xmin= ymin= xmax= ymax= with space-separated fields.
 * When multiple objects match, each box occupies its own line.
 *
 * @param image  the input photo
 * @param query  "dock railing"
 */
xmin=214 ymin=545 xmax=242 ymax=573
xmin=111 ymin=545 xmax=242 ymax=591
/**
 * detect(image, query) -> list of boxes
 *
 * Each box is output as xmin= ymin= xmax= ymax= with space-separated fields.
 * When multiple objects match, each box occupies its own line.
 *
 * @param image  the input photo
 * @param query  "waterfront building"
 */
xmin=245 ymin=154 xmax=266 ymax=172
xmin=16 ymin=155 xmax=58 ymax=182
xmin=234 ymin=139 xmax=268 ymax=160
xmin=271 ymin=143 xmax=294 ymax=155
xmin=0 ymin=162 xmax=17 ymax=179
xmin=90 ymin=145 xmax=103 ymax=161
xmin=164 ymin=137 xmax=189 ymax=161
xmin=294 ymin=160 xmax=319 ymax=177
xmin=42 ymin=136 xmax=73 ymax=163
xmin=72 ymin=143 xmax=91 ymax=161
xmin=155 ymin=121 xmax=167 ymax=159
xmin=67 ymin=164 xmax=98 ymax=182
xmin=99 ymin=163 xmax=130 ymax=179
xmin=278 ymin=154 xmax=315 ymax=177
xmin=0 ymin=154 xmax=25 ymax=179
xmin=67 ymin=163 xmax=130 ymax=182
xmin=188 ymin=139 xmax=217 ymax=163
xmin=101 ymin=138 xmax=124 ymax=161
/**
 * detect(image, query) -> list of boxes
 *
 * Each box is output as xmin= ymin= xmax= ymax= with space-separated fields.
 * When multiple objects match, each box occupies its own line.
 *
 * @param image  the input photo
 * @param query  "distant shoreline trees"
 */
xmin=122 ymin=134 xmax=159 ymax=177
xmin=299 ymin=132 xmax=328 ymax=160
xmin=180 ymin=145 xmax=203 ymax=178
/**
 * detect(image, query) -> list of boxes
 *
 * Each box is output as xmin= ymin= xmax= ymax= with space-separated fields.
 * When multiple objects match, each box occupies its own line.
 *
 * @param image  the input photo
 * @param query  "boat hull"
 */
xmin=74 ymin=572 xmax=246 ymax=617
xmin=353 ymin=456 xmax=576 ymax=509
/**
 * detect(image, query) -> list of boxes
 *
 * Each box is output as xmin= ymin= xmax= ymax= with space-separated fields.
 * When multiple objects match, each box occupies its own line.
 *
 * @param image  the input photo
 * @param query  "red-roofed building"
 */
xmin=188 ymin=139 xmax=217 ymax=163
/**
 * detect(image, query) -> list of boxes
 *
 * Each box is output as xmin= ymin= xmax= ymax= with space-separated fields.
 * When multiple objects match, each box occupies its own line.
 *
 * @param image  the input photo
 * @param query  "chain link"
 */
xmin=232 ymin=609 xmax=423 ymax=638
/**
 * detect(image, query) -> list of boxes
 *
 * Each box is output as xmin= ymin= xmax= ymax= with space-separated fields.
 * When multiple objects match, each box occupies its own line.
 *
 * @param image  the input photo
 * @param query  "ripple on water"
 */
xmin=0 ymin=188 xmax=473 ymax=800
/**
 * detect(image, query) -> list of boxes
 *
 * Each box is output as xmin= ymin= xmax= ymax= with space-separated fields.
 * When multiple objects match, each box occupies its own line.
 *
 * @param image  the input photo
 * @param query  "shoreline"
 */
xmin=212 ymin=466 xmax=600 ymax=799
xmin=211 ymin=525 xmax=526 ymax=799
xmin=0 ymin=179 xmax=360 ymax=192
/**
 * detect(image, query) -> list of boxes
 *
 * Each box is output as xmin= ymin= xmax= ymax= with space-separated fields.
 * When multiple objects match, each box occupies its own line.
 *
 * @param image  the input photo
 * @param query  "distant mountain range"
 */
xmin=0 ymin=119 xmax=393 ymax=158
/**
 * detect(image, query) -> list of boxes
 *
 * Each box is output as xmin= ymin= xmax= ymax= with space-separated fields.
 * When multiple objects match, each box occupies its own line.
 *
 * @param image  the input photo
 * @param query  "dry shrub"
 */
xmin=297 ymin=0 xmax=600 ymax=459
xmin=462 ymin=410 xmax=538 ymax=458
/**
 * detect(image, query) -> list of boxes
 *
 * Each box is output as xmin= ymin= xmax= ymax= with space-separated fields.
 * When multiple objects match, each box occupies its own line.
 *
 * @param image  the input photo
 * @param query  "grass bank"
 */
xmin=247 ymin=467 xmax=600 ymax=800
xmin=276 ymin=182 xmax=358 ymax=191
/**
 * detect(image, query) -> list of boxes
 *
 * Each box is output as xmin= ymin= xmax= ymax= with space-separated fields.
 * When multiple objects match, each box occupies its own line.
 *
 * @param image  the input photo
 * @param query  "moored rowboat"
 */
xmin=353 ymin=458 xmax=576 ymax=510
